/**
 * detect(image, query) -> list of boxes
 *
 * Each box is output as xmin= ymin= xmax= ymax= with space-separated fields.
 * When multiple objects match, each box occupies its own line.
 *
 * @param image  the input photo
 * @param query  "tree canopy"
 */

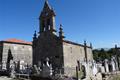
xmin=93 ymin=48 xmax=116 ymax=62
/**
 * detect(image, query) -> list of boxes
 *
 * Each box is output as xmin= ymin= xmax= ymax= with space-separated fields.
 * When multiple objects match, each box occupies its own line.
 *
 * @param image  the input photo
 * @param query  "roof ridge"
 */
xmin=2 ymin=38 xmax=32 ymax=45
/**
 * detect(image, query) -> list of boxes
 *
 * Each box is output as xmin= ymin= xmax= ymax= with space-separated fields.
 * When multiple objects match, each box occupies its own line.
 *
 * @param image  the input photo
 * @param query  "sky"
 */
xmin=0 ymin=0 xmax=120 ymax=49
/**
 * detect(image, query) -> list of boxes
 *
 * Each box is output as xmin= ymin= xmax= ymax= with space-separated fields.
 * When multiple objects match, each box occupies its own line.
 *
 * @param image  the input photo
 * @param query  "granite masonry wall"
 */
xmin=63 ymin=41 xmax=93 ymax=76
xmin=2 ymin=42 xmax=32 ymax=65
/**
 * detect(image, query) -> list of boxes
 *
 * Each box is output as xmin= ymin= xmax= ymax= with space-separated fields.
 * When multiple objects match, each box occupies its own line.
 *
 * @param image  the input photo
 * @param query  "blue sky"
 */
xmin=0 ymin=0 xmax=120 ymax=48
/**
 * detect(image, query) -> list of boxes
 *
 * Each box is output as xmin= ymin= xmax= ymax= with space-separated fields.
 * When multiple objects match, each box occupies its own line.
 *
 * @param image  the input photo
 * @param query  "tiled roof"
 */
xmin=2 ymin=38 xmax=32 ymax=45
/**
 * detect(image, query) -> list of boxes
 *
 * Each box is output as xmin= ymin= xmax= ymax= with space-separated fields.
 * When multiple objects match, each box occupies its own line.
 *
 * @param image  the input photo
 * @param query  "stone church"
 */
xmin=32 ymin=0 xmax=93 ymax=76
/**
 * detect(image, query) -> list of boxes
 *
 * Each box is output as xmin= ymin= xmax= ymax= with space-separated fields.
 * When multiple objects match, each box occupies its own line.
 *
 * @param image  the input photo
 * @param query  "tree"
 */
xmin=93 ymin=48 xmax=115 ymax=62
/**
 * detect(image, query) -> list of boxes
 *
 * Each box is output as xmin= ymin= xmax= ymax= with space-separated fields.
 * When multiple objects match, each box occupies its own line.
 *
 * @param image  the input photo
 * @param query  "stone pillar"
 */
xmin=59 ymin=24 xmax=65 ymax=40
xmin=84 ymin=41 xmax=88 ymax=62
xmin=76 ymin=66 xmax=79 ymax=80
xmin=16 ymin=61 xmax=20 ymax=73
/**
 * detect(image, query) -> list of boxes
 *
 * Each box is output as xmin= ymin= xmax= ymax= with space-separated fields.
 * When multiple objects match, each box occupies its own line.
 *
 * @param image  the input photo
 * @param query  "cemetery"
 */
xmin=0 ymin=0 xmax=120 ymax=80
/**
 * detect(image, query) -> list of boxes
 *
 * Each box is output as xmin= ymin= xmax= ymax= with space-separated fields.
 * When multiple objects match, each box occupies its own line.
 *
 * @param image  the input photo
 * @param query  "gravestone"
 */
xmin=112 ymin=56 xmax=119 ymax=71
xmin=16 ymin=61 xmax=20 ymax=73
xmin=104 ymin=59 xmax=109 ymax=72
xmin=111 ymin=57 xmax=116 ymax=71
xmin=118 ymin=57 xmax=120 ymax=70
xmin=42 ymin=58 xmax=53 ymax=77
xmin=20 ymin=60 xmax=25 ymax=70
xmin=92 ymin=62 xmax=98 ymax=76
xmin=81 ymin=65 xmax=86 ymax=79
xmin=100 ymin=66 xmax=105 ymax=73
xmin=10 ymin=61 xmax=16 ymax=78
xmin=2 ymin=61 xmax=6 ymax=70
xmin=33 ymin=65 xmax=40 ymax=74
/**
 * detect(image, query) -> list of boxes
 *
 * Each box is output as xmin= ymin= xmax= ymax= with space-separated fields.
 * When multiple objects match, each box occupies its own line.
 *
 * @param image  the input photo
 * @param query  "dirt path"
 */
xmin=0 ymin=77 xmax=12 ymax=80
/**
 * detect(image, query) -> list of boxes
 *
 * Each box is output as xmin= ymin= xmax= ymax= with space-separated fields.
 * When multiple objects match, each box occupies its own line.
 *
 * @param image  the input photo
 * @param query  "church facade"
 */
xmin=32 ymin=1 xmax=93 ymax=76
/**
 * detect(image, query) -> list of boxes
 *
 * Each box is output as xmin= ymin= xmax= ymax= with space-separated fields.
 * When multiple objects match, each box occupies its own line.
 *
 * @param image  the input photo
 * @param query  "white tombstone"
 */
xmin=2 ymin=61 xmax=6 ymax=70
xmin=92 ymin=62 xmax=98 ymax=76
xmin=10 ymin=61 xmax=16 ymax=78
xmin=111 ymin=57 xmax=116 ymax=71
xmin=42 ymin=58 xmax=53 ymax=77
xmin=33 ymin=65 xmax=40 ymax=74
xmin=42 ymin=64 xmax=53 ymax=77
xmin=104 ymin=59 xmax=109 ymax=72
xmin=101 ymin=66 xmax=105 ymax=73
xmin=118 ymin=57 xmax=120 ymax=69
xmin=114 ymin=58 xmax=119 ymax=71
xmin=20 ymin=60 xmax=25 ymax=70
xmin=112 ymin=56 xmax=119 ymax=71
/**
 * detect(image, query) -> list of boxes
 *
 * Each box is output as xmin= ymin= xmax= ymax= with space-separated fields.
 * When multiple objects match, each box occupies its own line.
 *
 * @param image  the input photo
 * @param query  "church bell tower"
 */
xmin=39 ymin=0 xmax=56 ymax=34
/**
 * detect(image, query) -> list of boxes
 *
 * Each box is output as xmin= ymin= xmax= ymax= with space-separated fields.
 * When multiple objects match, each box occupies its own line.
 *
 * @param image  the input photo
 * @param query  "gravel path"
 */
xmin=0 ymin=77 xmax=12 ymax=80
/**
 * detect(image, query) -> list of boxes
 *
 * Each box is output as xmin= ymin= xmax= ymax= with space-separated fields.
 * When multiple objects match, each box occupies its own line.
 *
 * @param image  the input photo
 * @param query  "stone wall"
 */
xmin=2 ymin=43 xmax=32 ymax=65
xmin=86 ymin=48 xmax=93 ymax=62
xmin=63 ymin=41 xmax=93 ymax=76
